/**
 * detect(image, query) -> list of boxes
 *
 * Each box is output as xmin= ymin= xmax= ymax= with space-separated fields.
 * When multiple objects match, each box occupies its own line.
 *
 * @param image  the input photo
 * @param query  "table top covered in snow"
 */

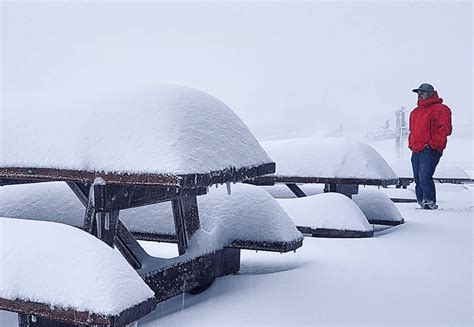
xmin=0 ymin=85 xmax=274 ymax=187
xmin=249 ymin=137 xmax=398 ymax=186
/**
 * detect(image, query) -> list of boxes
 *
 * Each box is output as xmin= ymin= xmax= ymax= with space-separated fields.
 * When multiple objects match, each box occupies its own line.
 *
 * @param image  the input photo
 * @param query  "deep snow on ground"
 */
xmin=1 ymin=184 xmax=471 ymax=325
xmin=135 ymin=184 xmax=473 ymax=326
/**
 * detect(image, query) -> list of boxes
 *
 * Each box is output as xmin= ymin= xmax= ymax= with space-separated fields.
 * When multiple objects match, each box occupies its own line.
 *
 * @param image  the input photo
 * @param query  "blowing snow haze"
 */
xmin=1 ymin=1 xmax=472 ymax=138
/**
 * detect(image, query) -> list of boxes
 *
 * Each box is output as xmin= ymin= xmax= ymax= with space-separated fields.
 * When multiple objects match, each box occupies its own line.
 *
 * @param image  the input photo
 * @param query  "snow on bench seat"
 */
xmin=1 ymin=85 xmax=273 ymax=186
xmin=260 ymin=136 xmax=398 ymax=183
xmin=0 ymin=183 xmax=303 ymax=252
xmin=277 ymin=193 xmax=374 ymax=238
xmin=352 ymin=188 xmax=405 ymax=226
xmin=262 ymin=184 xmax=404 ymax=227
xmin=0 ymin=217 xmax=155 ymax=325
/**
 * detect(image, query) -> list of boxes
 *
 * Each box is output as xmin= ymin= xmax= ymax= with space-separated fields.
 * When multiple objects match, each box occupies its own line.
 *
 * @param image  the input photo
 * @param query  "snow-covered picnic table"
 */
xmin=0 ymin=86 xmax=303 ymax=326
xmin=244 ymin=137 xmax=404 ymax=236
xmin=246 ymin=136 xmax=399 ymax=198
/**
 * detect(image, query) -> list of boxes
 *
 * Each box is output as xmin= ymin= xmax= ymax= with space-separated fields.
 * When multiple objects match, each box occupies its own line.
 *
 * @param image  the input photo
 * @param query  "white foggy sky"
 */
xmin=1 ymin=1 xmax=472 ymax=137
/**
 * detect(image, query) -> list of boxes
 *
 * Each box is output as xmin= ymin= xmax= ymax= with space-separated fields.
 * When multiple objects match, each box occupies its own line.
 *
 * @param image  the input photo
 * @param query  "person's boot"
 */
xmin=424 ymin=201 xmax=438 ymax=210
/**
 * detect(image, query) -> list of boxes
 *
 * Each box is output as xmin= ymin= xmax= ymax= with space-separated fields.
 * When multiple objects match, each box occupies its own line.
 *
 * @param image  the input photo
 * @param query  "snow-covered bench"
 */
xmin=352 ymin=188 xmax=404 ymax=226
xmin=0 ymin=182 xmax=303 ymax=253
xmin=1 ymin=85 xmax=303 ymax=325
xmin=266 ymin=185 xmax=405 ymax=230
xmin=277 ymin=193 xmax=374 ymax=238
xmin=0 ymin=218 xmax=156 ymax=326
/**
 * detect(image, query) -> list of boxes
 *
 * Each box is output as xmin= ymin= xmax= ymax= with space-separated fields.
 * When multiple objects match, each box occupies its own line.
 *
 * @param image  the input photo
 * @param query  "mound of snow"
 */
xmin=262 ymin=136 xmax=397 ymax=180
xmin=0 ymin=217 xmax=154 ymax=316
xmin=0 ymin=182 xmax=302 ymax=246
xmin=389 ymin=159 xmax=470 ymax=179
xmin=277 ymin=193 xmax=372 ymax=232
xmin=353 ymin=188 xmax=404 ymax=224
xmin=1 ymin=85 xmax=272 ymax=175
xmin=198 ymin=184 xmax=302 ymax=244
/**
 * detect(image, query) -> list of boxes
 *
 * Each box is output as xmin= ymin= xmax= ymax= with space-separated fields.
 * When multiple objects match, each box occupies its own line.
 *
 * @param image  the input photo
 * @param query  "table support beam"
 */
xmin=172 ymin=196 xmax=201 ymax=255
xmin=324 ymin=183 xmax=359 ymax=198
xmin=285 ymin=183 xmax=307 ymax=198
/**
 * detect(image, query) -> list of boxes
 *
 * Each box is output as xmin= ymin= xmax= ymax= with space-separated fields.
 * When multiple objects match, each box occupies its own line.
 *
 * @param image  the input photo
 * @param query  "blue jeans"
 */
xmin=411 ymin=147 xmax=442 ymax=204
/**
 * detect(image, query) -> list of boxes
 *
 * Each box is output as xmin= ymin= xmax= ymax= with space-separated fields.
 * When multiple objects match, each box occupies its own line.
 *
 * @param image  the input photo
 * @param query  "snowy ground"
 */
xmin=138 ymin=183 xmax=472 ymax=326
xmin=4 ymin=185 xmax=471 ymax=326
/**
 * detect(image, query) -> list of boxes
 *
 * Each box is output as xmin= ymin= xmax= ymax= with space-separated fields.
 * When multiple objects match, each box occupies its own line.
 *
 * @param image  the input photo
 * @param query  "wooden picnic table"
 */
xmin=0 ymin=163 xmax=278 ymax=326
xmin=253 ymin=136 xmax=400 ymax=199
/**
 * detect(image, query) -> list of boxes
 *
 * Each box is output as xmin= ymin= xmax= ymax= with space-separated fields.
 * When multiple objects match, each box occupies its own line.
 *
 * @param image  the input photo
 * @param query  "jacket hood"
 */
xmin=417 ymin=91 xmax=443 ymax=108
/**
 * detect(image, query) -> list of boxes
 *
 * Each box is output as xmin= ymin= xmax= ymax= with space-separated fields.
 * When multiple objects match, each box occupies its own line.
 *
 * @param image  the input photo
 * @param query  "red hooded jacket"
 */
xmin=408 ymin=92 xmax=452 ymax=154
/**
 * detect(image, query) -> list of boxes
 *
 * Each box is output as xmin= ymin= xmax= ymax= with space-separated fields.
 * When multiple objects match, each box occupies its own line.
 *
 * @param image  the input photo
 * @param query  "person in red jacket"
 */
xmin=408 ymin=83 xmax=452 ymax=209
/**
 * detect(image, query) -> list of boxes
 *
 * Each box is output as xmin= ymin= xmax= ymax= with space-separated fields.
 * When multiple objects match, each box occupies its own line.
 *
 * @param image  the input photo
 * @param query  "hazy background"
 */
xmin=2 ymin=1 xmax=472 ymax=139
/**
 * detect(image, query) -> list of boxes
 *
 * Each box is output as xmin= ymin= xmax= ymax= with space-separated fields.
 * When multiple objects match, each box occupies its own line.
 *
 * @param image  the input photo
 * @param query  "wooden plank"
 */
xmin=66 ymin=182 xmax=89 ymax=206
xmin=390 ymin=198 xmax=417 ymax=203
xmin=285 ymin=183 xmax=307 ymax=197
xmin=248 ymin=175 xmax=399 ymax=187
xmin=94 ymin=185 xmax=207 ymax=212
xmin=324 ymin=183 xmax=359 ymax=198
xmin=297 ymin=226 xmax=374 ymax=238
xmin=0 ymin=179 xmax=46 ymax=186
xmin=397 ymin=177 xmax=472 ymax=189
xmin=80 ymin=185 xmax=120 ymax=247
xmin=114 ymin=220 xmax=153 ymax=270
xmin=0 ymin=167 xmax=181 ymax=187
xmin=230 ymin=239 xmax=303 ymax=253
xmin=128 ymin=231 xmax=303 ymax=253
xmin=2 ymin=297 xmax=156 ymax=327
xmin=142 ymin=248 xmax=240 ymax=303
xmin=0 ymin=162 xmax=275 ymax=188
xmin=171 ymin=196 xmax=201 ymax=255
xmin=367 ymin=218 xmax=405 ymax=226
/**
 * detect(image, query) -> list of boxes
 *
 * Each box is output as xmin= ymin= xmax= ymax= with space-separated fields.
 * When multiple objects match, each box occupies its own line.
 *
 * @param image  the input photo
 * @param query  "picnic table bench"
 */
xmin=1 ymin=217 xmax=157 ymax=327
xmin=0 ymin=86 xmax=302 ymax=326
xmin=0 ymin=180 xmax=303 ymax=254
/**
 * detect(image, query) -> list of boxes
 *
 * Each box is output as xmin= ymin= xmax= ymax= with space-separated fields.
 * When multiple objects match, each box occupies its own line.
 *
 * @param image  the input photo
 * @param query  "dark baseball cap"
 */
xmin=412 ymin=83 xmax=435 ymax=93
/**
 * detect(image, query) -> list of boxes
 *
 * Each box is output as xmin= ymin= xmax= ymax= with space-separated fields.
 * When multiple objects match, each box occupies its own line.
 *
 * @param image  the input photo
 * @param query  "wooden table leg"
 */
xmin=171 ymin=195 xmax=201 ymax=255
